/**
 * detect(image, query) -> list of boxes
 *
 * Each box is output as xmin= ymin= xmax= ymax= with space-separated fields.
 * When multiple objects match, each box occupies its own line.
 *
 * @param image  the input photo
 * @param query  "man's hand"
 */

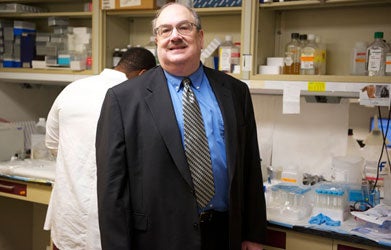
xmin=241 ymin=241 xmax=263 ymax=250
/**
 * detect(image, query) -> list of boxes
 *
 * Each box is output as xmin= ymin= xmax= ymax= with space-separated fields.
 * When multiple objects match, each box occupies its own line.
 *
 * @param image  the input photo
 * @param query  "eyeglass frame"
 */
xmin=153 ymin=21 xmax=201 ymax=38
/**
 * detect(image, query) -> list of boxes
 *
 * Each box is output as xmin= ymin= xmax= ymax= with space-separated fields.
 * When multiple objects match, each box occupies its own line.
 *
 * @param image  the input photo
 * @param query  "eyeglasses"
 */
xmin=154 ymin=21 xmax=199 ymax=38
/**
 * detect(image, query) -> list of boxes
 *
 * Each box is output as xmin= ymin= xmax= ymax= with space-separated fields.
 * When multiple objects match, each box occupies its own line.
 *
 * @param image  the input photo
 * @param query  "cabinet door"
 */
xmin=286 ymin=231 xmax=333 ymax=250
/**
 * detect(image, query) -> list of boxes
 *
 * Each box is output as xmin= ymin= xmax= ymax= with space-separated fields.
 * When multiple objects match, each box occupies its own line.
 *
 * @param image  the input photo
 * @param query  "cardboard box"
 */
xmin=193 ymin=0 xmax=242 ymax=8
xmin=101 ymin=0 xmax=173 ymax=10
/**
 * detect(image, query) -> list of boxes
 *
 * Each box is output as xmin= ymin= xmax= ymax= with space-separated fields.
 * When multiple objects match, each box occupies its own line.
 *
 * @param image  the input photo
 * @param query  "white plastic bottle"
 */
xmin=283 ymin=32 xmax=300 ymax=75
xmin=351 ymin=41 xmax=367 ymax=76
xmin=366 ymin=32 xmax=387 ymax=76
xmin=218 ymin=35 xmax=234 ymax=73
xmin=300 ymin=33 xmax=317 ymax=75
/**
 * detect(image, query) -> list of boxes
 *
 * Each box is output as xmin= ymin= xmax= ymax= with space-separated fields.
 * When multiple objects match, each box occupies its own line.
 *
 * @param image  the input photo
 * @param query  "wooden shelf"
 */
xmin=105 ymin=6 xmax=242 ymax=17
xmin=0 ymin=69 xmax=92 ymax=85
xmin=0 ymin=11 xmax=92 ymax=18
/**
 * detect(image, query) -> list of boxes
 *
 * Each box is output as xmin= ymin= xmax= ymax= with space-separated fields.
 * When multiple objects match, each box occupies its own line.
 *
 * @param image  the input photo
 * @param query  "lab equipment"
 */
xmin=265 ymin=183 xmax=313 ymax=223
xmin=312 ymin=182 xmax=349 ymax=222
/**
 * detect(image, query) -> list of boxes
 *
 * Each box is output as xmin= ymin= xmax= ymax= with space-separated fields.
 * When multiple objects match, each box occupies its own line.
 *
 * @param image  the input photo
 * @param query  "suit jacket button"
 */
xmin=193 ymin=223 xmax=199 ymax=230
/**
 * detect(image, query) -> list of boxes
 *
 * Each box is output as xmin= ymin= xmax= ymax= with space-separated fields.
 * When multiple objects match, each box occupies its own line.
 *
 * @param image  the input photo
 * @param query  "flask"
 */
xmin=351 ymin=41 xmax=367 ymax=76
xmin=218 ymin=35 xmax=234 ymax=73
xmin=315 ymin=35 xmax=326 ymax=75
xmin=366 ymin=32 xmax=387 ymax=76
xmin=300 ymin=33 xmax=317 ymax=75
xmin=231 ymin=42 xmax=241 ymax=74
xmin=283 ymin=32 xmax=300 ymax=74
xmin=112 ymin=48 xmax=122 ymax=68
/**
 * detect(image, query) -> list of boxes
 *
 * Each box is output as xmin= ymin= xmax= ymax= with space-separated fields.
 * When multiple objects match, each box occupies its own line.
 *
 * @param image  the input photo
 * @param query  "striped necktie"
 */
xmin=182 ymin=77 xmax=215 ymax=208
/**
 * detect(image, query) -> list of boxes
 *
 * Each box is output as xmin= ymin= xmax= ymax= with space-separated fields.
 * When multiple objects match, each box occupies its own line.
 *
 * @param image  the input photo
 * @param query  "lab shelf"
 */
xmin=251 ymin=0 xmax=391 ymax=94
xmin=0 ymin=69 xmax=91 ymax=85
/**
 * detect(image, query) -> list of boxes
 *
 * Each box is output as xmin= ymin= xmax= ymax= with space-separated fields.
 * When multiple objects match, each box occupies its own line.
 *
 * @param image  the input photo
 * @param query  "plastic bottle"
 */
xmin=231 ymin=42 xmax=241 ymax=74
xmin=86 ymin=48 xmax=92 ymax=70
xmin=283 ymin=32 xmax=300 ymax=75
xmin=385 ymin=41 xmax=391 ymax=76
xmin=112 ymin=48 xmax=122 ymax=68
xmin=366 ymin=32 xmax=387 ymax=76
xmin=218 ymin=35 xmax=234 ymax=73
xmin=31 ymin=117 xmax=50 ymax=160
xmin=35 ymin=117 xmax=46 ymax=134
xmin=300 ymin=33 xmax=317 ymax=75
xmin=351 ymin=41 xmax=367 ymax=76
xmin=315 ymin=35 xmax=326 ymax=75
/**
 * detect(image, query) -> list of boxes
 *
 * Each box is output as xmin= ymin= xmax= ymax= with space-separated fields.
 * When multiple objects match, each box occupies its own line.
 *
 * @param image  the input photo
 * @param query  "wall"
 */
xmin=252 ymin=94 xmax=384 ymax=181
xmin=0 ymin=82 xmax=63 ymax=122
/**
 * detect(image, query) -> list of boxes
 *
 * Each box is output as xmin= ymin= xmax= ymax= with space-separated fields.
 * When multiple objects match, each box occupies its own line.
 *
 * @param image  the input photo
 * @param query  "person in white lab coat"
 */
xmin=44 ymin=47 xmax=157 ymax=250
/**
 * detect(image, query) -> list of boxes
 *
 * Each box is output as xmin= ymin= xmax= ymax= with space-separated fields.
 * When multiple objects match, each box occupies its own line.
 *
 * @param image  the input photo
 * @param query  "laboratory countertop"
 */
xmin=0 ymin=158 xmax=55 ymax=184
xmin=267 ymin=209 xmax=391 ymax=249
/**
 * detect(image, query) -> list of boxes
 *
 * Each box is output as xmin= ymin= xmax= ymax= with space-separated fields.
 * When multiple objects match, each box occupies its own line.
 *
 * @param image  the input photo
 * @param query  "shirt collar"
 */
xmin=164 ymin=64 xmax=204 ymax=92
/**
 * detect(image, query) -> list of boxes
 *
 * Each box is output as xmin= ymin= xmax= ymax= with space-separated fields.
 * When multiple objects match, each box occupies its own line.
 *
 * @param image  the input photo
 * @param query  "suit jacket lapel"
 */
xmin=204 ymin=67 xmax=237 ymax=184
xmin=144 ymin=68 xmax=194 ymax=188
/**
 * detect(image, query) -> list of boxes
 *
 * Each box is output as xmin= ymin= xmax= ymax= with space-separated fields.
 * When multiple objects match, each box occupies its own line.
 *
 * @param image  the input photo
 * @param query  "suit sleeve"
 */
xmin=242 ymin=85 xmax=268 ymax=244
xmin=96 ymin=88 xmax=132 ymax=249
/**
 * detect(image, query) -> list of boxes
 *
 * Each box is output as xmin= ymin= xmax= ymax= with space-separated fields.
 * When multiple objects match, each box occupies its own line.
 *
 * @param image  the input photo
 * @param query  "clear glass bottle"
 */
xmin=300 ymin=33 xmax=317 ymax=75
xmin=351 ymin=41 xmax=367 ymax=76
xmin=366 ymin=32 xmax=387 ymax=76
xmin=283 ymin=32 xmax=300 ymax=75
xmin=218 ymin=35 xmax=234 ymax=73
xmin=299 ymin=34 xmax=308 ymax=49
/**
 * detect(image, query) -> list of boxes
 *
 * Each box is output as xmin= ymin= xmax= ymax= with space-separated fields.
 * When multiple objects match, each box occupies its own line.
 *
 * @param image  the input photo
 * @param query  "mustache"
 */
xmin=168 ymin=40 xmax=188 ymax=49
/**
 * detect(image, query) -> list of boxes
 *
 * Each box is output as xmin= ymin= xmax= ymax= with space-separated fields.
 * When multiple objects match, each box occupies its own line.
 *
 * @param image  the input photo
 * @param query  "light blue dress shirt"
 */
xmin=164 ymin=65 xmax=228 ymax=212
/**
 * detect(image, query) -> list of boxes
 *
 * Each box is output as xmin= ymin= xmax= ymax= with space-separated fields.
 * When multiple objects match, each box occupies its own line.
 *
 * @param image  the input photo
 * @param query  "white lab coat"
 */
xmin=44 ymin=69 xmax=128 ymax=250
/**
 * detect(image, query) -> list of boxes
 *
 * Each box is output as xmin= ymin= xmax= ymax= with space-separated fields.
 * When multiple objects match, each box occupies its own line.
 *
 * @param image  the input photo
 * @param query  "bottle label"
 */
xmin=367 ymin=48 xmax=382 ymax=72
xmin=386 ymin=54 xmax=391 ymax=73
xmin=300 ymin=55 xmax=315 ymax=69
xmin=219 ymin=47 xmax=232 ymax=72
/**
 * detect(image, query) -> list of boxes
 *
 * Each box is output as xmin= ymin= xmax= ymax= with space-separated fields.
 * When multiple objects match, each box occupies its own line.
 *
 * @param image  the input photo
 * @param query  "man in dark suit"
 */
xmin=96 ymin=2 xmax=267 ymax=250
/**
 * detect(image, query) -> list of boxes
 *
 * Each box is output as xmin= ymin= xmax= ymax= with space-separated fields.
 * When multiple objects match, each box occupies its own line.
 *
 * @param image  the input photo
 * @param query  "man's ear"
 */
xmin=138 ymin=69 xmax=147 ymax=76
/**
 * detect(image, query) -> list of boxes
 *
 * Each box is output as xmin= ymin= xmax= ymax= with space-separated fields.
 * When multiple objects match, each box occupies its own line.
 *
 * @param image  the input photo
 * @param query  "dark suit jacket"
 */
xmin=96 ymin=65 xmax=267 ymax=250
